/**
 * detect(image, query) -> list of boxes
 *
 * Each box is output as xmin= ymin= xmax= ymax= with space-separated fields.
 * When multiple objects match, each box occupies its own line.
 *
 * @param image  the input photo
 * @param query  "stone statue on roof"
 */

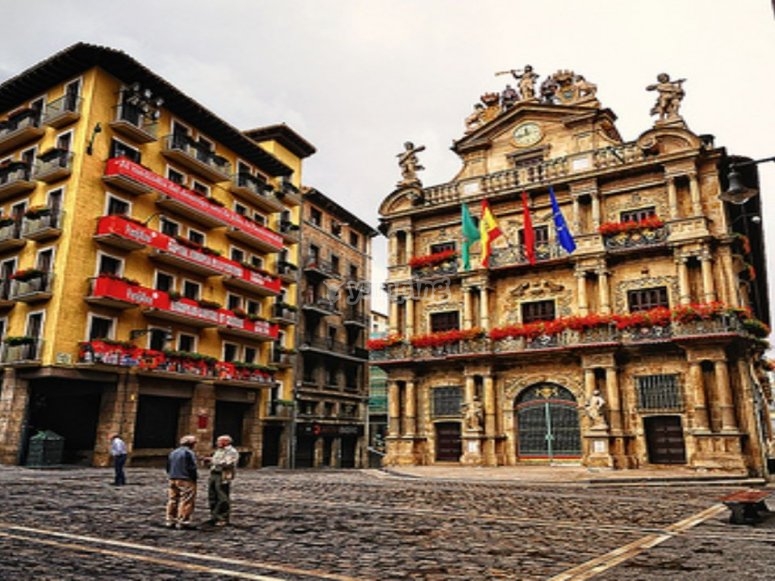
xmin=396 ymin=141 xmax=425 ymax=188
xmin=647 ymin=73 xmax=686 ymax=122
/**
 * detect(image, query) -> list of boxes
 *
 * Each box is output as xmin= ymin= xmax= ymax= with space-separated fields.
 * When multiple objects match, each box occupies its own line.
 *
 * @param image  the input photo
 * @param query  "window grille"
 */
xmin=430 ymin=311 xmax=459 ymax=333
xmin=521 ymin=300 xmax=555 ymax=323
xmin=636 ymin=374 xmax=683 ymax=411
xmin=432 ymin=386 xmax=462 ymax=417
xmin=620 ymin=207 xmax=656 ymax=222
xmin=627 ymin=286 xmax=668 ymax=312
xmin=430 ymin=241 xmax=456 ymax=254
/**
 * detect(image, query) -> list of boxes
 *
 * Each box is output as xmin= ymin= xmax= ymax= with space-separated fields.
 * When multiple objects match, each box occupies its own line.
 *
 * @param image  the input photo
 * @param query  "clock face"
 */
xmin=513 ymin=122 xmax=543 ymax=147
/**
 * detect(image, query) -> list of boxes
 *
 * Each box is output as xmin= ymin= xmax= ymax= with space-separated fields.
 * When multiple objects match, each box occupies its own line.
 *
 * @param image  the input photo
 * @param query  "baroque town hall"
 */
xmin=373 ymin=67 xmax=773 ymax=475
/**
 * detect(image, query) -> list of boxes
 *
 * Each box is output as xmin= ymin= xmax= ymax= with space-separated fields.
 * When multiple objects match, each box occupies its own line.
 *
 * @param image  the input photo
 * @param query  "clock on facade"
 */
xmin=512 ymin=122 xmax=543 ymax=147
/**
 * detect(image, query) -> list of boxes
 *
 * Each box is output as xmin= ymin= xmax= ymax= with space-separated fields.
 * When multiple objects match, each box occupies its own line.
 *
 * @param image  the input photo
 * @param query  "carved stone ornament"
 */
xmin=503 ymin=374 xmax=583 ymax=405
xmin=614 ymin=275 xmax=679 ymax=313
xmin=504 ymin=281 xmax=572 ymax=324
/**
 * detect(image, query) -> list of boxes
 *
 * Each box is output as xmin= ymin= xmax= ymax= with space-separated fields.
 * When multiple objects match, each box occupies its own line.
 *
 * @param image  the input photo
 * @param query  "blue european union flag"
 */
xmin=549 ymin=186 xmax=576 ymax=254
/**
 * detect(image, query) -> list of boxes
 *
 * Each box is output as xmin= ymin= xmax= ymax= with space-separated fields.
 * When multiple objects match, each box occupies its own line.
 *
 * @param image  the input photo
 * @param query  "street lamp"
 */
xmin=719 ymin=156 xmax=775 ymax=205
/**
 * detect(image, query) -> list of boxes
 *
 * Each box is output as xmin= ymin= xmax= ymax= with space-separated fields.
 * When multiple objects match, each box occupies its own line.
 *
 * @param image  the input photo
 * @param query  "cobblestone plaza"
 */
xmin=1 ymin=465 xmax=774 ymax=579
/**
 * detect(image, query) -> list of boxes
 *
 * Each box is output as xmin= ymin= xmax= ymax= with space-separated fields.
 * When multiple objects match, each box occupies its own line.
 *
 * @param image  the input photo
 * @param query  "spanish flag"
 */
xmin=479 ymin=199 xmax=502 ymax=267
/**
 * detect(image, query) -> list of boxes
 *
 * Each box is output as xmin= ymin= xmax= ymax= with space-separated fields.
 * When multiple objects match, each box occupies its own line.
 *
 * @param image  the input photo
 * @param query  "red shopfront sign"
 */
xmin=90 ymin=275 xmax=280 ymax=340
xmin=104 ymin=157 xmax=284 ymax=251
xmin=96 ymin=215 xmax=282 ymax=294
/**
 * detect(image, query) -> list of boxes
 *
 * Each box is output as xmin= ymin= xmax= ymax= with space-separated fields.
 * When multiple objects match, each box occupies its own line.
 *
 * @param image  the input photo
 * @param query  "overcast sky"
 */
xmin=1 ymin=0 xmax=773 ymax=314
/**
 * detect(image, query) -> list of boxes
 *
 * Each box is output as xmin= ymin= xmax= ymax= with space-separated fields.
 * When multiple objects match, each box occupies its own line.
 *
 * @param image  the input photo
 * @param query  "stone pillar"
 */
xmin=483 ymin=373 xmax=496 ymax=465
xmin=576 ymin=270 xmax=588 ymax=315
xmin=405 ymin=229 xmax=414 ymax=262
xmin=191 ymin=382 xmax=215 ymax=458
xmin=403 ymin=380 xmax=416 ymax=436
xmin=591 ymin=192 xmax=601 ymax=229
xmin=714 ymin=359 xmax=738 ymax=431
xmin=387 ymin=380 xmax=400 ymax=437
xmin=94 ymin=371 xmax=139 ymax=467
xmin=720 ymin=250 xmax=738 ymax=307
xmin=605 ymin=366 xmax=622 ymax=433
xmin=480 ymin=285 xmax=490 ymax=329
xmin=462 ymin=287 xmax=473 ymax=329
xmin=584 ymin=368 xmax=596 ymax=402
xmin=597 ymin=269 xmax=611 ymax=314
xmin=666 ymin=176 xmax=678 ymax=219
xmin=0 ymin=369 xmax=30 ymax=465
xmin=406 ymin=296 xmax=415 ymax=337
xmin=461 ymin=374 xmax=483 ymax=465
xmin=676 ymin=256 xmax=691 ymax=305
xmin=389 ymin=294 xmax=400 ymax=335
xmin=688 ymin=171 xmax=702 ymax=215
xmin=700 ymin=249 xmax=717 ymax=303
xmin=388 ymin=232 xmax=397 ymax=264
xmin=689 ymin=361 xmax=710 ymax=431
xmin=572 ymin=195 xmax=581 ymax=233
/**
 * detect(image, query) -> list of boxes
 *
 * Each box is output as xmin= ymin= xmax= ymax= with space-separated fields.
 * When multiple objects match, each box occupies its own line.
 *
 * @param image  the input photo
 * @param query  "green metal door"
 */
xmin=516 ymin=384 xmax=581 ymax=460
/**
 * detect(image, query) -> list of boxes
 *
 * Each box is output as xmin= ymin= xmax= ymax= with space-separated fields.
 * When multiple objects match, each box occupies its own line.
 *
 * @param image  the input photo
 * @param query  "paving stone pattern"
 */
xmin=0 ymin=466 xmax=774 ymax=580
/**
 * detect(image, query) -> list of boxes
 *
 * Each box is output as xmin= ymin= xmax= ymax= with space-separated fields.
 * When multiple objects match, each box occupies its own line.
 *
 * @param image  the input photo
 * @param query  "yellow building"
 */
xmin=0 ymin=43 xmax=314 ymax=467
xmin=375 ymin=69 xmax=773 ymax=475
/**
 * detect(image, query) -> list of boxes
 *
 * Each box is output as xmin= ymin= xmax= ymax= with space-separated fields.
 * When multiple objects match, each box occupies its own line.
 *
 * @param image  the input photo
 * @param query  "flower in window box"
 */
xmin=0 ymin=215 xmax=15 ymax=227
xmin=24 ymin=206 xmax=52 ymax=220
xmin=231 ymin=307 xmax=247 ymax=319
xmin=196 ymin=298 xmax=222 ymax=310
xmin=408 ymin=249 xmax=457 ymax=269
xmin=10 ymin=268 xmax=44 ymax=281
xmin=367 ymin=334 xmax=404 ymax=351
xmin=5 ymin=336 xmax=36 ymax=346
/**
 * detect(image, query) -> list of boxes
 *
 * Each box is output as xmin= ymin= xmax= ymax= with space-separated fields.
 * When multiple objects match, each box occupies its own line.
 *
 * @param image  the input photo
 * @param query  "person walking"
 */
xmin=206 ymin=434 xmax=239 ymax=527
xmin=165 ymin=434 xmax=198 ymax=529
xmin=109 ymin=433 xmax=128 ymax=486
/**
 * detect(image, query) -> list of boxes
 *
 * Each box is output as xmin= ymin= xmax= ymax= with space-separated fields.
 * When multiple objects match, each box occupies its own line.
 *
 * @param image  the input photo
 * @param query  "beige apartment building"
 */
xmin=373 ymin=68 xmax=773 ymax=475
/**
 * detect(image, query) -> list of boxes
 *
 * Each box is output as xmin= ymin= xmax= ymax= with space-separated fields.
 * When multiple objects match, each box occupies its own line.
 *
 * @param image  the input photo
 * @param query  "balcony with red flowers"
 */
xmin=102 ymin=158 xmax=284 ymax=253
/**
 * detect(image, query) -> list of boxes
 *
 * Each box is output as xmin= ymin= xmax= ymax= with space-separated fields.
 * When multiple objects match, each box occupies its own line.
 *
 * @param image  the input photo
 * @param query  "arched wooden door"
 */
xmin=515 ymin=384 xmax=581 ymax=460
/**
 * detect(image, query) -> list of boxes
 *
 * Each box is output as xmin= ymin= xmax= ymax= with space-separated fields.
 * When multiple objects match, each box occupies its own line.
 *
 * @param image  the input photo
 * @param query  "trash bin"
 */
xmin=26 ymin=430 xmax=65 ymax=467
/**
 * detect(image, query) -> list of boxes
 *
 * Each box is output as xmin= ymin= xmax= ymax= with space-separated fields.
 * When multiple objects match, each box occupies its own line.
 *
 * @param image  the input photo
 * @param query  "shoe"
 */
xmin=178 ymin=521 xmax=196 ymax=530
xmin=164 ymin=521 xmax=175 ymax=529
xmin=215 ymin=520 xmax=228 ymax=527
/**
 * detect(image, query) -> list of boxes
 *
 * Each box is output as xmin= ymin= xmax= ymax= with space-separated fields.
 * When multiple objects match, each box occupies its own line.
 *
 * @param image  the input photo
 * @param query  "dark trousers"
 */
xmin=208 ymin=472 xmax=231 ymax=522
xmin=113 ymin=454 xmax=127 ymax=485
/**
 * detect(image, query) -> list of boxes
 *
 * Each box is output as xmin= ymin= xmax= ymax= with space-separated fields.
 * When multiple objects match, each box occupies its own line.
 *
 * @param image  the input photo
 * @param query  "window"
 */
xmin=252 ymin=212 xmax=266 ymax=226
xmin=223 ymin=342 xmax=238 ymax=362
xmin=310 ymin=207 xmax=322 ymax=227
xmin=109 ymin=139 xmax=140 ymax=164
xmin=331 ymin=221 xmax=342 ymax=237
xmin=331 ymin=254 xmax=340 ymax=275
xmin=430 ymin=242 xmax=456 ymax=254
xmin=183 ymin=280 xmax=200 ymax=300
xmin=246 ymin=299 xmax=261 ymax=316
xmin=350 ymin=231 xmax=360 ymax=249
xmin=349 ymin=264 xmax=359 ymax=281
xmin=178 ymin=333 xmax=196 ymax=353
xmin=167 ymin=168 xmax=185 ymax=185
xmin=160 ymin=217 xmax=179 ymax=237
xmin=155 ymin=271 xmax=174 ymax=293
xmin=521 ymin=300 xmax=555 ymax=323
xmin=628 ymin=287 xmax=668 ymax=312
xmin=244 ymin=347 xmax=257 ymax=364
xmin=98 ymin=254 xmax=122 ymax=276
xmin=106 ymin=196 xmax=129 ymax=216
xmin=56 ymin=132 xmax=72 ymax=152
xmin=230 ymin=248 xmax=245 ymax=264
xmin=149 ymin=328 xmax=171 ymax=351
xmin=430 ymin=311 xmax=460 ymax=333
xmin=636 ymin=374 xmax=682 ymax=410
xmin=192 ymin=180 xmax=209 ymax=196
xmin=249 ymin=255 xmax=264 ymax=270
xmin=234 ymin=202 xmax=247 ymax=216
xmin=26 ymin=312 xmax=43 ymax=339
xmin=620 ymin=207 xmax=656 ymax=223
xmin=47 ymin=188 xmax=63 ymax=216
xmin=227 ymin=293 xmax=242 ymax=310
xmin=88 ymin=315 xmax=113 ymax=340
xmin=36 ymin=249 xmax=53 ymax=272
xmin=64 ymin=79 xmax=80 ymax=111
xmin=188 ymin=229 xmax=205 ymax=246
xmin=519 ymin=225 xmax=549 ymax=246
xmin=433 ymin=386 xmax=463 ymax=417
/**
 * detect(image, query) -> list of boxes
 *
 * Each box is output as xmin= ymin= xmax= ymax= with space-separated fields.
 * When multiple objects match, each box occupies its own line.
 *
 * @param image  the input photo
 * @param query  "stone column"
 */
xmin=387 ymin=380 xmax=401 ymax=437
xmin=576 ymin=270 xmax=588 ymax=315
xmin=406 ymin=296 xmax=415 ymax=337
xmin=591 ymin=192 xmax=601 ymax=229
xmin=94 ymin=370 xmax=139 ymax=467
xmin=688 ymin=171 xmax=702 ymax=215
xmin=714 ymin=359 xmax=738 ymax=431
xmin=572 ymin=195 xmax=581 ymax=233
xmin=584 ymin=368 xmax=596 ymax=402
xmin=0 ymin=369 xmax=30 ymax=465
xmin=605 ymin=366 xmax=622 ymax=433
xmin=389 ymin=294 xmax=400 ymax=335
xmin=480 ymin=285 xmax=490 ymax=329
xmin=403 ymin=380 xmax=416 ymax=436
xmin=483 ymin=373 xmax=496 ymax=465
xmin=462 ymin=287 xmax=473 ymax=329
xmin=700 ymin=249 xmax=717 ymax=303
xmin=190 ymin=382 xmax=215 ymax=458
xmin=666 ymin=176 xmax=678 ymax=219
xmin=676 ymin=256 xmax=691 ymax=305
xmin=405 ymin=229 xmax=414 ymax=266
xmin=597 ymin=269 xmax=611 ymax=314
xmin=720 ymin=249 xmax=738 ymax=307
xmin=388 ymin=232 xmax=396 ymax=263
xmin=689 ymin=361 xmax=710 ymax=431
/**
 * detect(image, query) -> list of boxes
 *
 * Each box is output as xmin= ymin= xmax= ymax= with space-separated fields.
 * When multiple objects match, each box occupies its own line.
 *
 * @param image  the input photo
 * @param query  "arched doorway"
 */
xmin=515 ymin=384 xmax=581 ymax=460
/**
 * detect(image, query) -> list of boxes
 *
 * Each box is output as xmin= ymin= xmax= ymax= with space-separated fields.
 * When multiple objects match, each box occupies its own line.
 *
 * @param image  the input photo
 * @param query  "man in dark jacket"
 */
xmin=165 ymin=434 xmax=198 ymax=529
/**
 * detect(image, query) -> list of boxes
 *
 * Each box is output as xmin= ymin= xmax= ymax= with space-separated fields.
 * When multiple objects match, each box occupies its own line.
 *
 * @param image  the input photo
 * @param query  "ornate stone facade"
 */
xmin=376 ymin=69 xmax=772 ymax=476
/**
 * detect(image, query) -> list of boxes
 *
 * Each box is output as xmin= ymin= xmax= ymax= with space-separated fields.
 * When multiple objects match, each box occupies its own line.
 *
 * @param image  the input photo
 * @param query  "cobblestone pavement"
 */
xmin=1 ymin=465 xmax=774 ymax=580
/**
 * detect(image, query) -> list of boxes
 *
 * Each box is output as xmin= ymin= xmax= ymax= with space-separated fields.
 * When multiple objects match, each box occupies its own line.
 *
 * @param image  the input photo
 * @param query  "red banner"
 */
xmin=90 ymin=275 xmax=279 ymax=340
xmin=104 ymin=157 xmax=284 ymax=251
xmin=96 ymin=215 xmax=282 ymax=294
